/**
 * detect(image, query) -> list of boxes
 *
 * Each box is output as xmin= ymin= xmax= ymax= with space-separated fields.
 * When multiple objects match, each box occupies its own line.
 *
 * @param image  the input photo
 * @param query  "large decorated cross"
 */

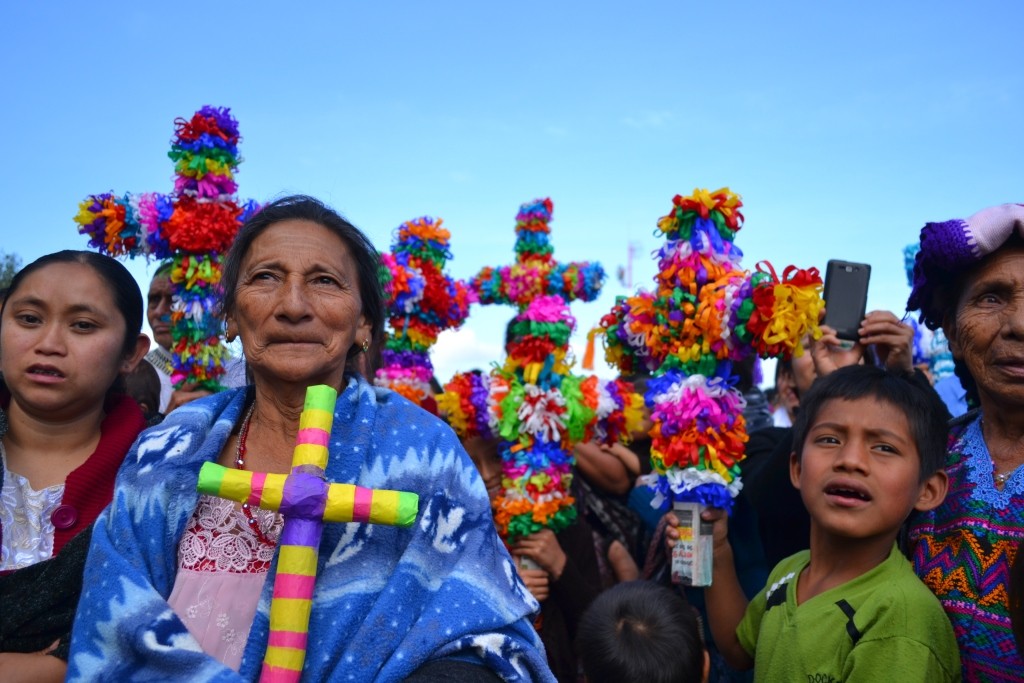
xmin=440 ymin=199 xmax=640 ymax=540
xmin=601 ymin=188 xmax=823 ymax=512
xmin=197 ymin=385 xmax=419 ymax=682
xmin=471 ymin=198 xmax=604 ymax=313
xmin=74 ymin=106 xmax=259 ymax=390
xmin=376 ymin=216 xmax=471 ymax=411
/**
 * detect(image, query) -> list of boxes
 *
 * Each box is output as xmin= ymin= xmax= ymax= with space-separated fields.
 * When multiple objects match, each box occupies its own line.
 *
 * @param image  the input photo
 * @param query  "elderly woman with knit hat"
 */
xmin=907 ymin=203 xmax=1024 ymax=680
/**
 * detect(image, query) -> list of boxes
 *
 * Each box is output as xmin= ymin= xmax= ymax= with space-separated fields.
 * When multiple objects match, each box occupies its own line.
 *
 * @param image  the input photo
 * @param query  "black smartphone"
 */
xmin=822 ymin=260 xmax=871 ymax=342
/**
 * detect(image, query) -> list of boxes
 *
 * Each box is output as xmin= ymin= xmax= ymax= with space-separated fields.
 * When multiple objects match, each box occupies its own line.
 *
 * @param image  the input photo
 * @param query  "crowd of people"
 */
xmin=0 ymin=195 xmax=1022 ymax=682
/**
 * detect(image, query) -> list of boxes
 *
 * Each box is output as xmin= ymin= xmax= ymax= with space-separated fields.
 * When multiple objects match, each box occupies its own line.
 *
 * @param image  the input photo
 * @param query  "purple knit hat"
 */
xmin=907 ymin=203 xmax=1024 ymax=328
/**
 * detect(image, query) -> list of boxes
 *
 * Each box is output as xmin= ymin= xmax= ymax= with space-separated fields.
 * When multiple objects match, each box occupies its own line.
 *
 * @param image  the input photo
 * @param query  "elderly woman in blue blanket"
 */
xmin=67 ymin=196 xmax=553 ymax=682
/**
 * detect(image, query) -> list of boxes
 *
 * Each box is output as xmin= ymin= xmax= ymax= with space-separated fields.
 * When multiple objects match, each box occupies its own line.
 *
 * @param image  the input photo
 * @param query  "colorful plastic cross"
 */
xmin=196 ymin=385 xmax=419 ymax=682
xmin=376 ymin=216 xmax=471 ymax=411
xmin=440 ymin=199 xmax=640 ymax=541
xmin=600 ymin=188 xmax=823 ymax=512
xmin=74 ymin=106 xmax=259 ymax=390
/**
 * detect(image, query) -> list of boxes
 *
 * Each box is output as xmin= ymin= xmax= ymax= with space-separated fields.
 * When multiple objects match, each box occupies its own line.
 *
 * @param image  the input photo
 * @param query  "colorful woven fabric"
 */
xmin=909 ymin=414 xmax=1024 ymax=681
xmin=443 ymin=199 xmax=640 ymax=541
xmin=600 ymin=188 xmax=822 ymax=512
xmin=376 ymin=217 xmax=471 ymax=409
xmin=74 ymin=106 xmax=259 ymax=390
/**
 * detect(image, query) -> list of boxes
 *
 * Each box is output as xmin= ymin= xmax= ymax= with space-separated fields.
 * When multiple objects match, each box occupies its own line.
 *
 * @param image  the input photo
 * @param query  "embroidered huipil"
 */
xmin=909 ymin=413 xmax=1024 ymax=681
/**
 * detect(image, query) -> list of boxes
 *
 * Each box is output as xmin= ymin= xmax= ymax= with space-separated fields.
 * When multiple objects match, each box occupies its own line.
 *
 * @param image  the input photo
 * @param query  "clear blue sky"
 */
xmin=3 ymin=1 xmax=1022 ymax=382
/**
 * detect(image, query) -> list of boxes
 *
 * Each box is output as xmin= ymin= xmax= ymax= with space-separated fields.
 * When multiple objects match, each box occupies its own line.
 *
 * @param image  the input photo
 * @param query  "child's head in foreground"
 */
xmin=576 ymin=580 xmax=708 ymax=683
xmin=790 ymin=365 xmax=949 ymax=542
xmin=125 ymin=359 xmax=162 ymax=417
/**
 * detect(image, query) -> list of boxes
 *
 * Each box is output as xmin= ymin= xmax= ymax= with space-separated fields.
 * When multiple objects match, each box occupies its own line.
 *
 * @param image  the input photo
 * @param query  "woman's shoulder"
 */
xmin=356 ymin=380 xmax=458 ymax=442
xmin=120 ymin=388 xmax=247 ymax=479
xmin=138 ymin=386 xmax=243 ymax=436
xmin=341 ymin=378 xmax=477 ymax=489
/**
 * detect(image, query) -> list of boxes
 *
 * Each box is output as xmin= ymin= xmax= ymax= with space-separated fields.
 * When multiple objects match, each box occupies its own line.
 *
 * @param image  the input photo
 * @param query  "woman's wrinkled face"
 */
xmin=945 ymin=245 xmax=1024 ymax=410
xmin=226 ymin=220 xmax=371 ymax=390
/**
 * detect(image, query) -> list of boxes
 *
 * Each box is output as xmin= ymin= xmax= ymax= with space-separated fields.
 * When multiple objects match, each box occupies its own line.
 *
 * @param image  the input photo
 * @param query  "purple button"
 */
xmin=51 ymin=505 xmax=78 ymax=530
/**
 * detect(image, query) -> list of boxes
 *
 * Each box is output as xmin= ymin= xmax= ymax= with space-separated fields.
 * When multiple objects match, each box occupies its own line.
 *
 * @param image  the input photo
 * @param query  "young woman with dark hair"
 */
xmin=0 ymin=250 xmax=148 ymax=682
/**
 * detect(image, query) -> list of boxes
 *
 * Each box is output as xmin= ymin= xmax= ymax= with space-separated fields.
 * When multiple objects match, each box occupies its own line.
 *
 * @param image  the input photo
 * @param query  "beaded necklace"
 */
xmin=994 ymin=464 xmax=1022 ymax=489
xmin=235 ymin=403 xmax=276 ymax=546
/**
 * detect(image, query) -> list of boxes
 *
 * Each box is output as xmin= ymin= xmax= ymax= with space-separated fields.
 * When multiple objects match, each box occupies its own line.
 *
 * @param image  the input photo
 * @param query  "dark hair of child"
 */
xmin=125 ymin=360 xmax=162 ymax=422
xmin=576 ymin=580 xmax=705 ymax=683
xmin=791 ymin=365 xmax=949 ymax=484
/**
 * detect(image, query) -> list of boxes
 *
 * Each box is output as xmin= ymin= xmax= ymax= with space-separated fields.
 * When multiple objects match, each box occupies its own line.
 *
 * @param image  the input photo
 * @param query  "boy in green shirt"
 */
xmin=702 ymin=365 xmax=961 ymax=681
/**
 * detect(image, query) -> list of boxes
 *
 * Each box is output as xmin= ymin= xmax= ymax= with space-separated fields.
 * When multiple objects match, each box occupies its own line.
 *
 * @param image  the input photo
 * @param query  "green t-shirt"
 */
xmin=737 ymin=544 xmax=960 ymax=682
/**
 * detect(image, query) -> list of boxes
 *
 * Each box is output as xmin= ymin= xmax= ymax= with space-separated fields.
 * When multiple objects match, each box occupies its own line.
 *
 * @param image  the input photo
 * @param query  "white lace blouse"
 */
xmin=0 ymin=445 xmax=65 ymax=571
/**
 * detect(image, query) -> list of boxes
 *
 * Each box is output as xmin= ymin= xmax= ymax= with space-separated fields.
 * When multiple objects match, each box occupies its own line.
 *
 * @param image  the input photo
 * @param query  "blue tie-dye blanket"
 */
xmin=67 ymin=375 xmax=553 ymax=682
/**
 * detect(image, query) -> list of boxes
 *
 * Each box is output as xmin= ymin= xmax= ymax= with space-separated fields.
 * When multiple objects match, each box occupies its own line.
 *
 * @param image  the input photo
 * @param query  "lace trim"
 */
xmin=0 ymin=443 xmax=65 ymax=571
xmin=960 ymin=416 xmax=1024 ymax=510
xmin=178 ymin=494 xmax=283 ymax=574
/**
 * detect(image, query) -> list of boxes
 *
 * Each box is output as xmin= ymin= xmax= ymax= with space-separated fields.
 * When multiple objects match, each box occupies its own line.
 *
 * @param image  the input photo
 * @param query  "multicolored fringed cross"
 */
xmin=74 ymin=106 xmax=259 ymax=390
xmin=600 ymin=188 xmax=823 ymax=512
xmin=439 ymin=199 xmax=641 ymax=541
xmin=376 ymin=216 xmax=471 ymax=411
xmin=196 ymin=385 xmax=419 ymax=682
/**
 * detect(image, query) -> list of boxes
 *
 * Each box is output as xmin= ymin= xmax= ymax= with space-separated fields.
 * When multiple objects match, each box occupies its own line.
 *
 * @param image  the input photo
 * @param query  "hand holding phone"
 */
xmin=856 ymin=310 xmax=915 ymax=375
xmin=822 ymin=260 xmax=871 ymax=342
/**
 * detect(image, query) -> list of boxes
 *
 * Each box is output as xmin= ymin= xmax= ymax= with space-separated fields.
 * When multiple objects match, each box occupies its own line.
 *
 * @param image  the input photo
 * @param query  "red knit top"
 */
xmin=0 ymin=392 xmax=145 ymax=558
